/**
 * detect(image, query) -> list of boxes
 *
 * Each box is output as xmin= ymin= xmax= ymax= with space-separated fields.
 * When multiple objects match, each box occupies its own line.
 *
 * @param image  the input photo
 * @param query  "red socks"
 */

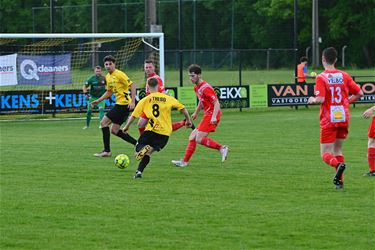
xmin=322 ymin=153 xmax=339 ymax=168
xmin=172 ymin=120 xmax=185 ymax=131
xmin=183 ymin=140 xmax=197 ymax=162
xmin=335 ymin=155 xmax=345 ymax=163
xmin=200 ymin=137 xmax=221 ymax=150
xmin=368 ymin=147 xmax=375 ymax=172
xmin=182 ymin=138 xmax=222 ymax=162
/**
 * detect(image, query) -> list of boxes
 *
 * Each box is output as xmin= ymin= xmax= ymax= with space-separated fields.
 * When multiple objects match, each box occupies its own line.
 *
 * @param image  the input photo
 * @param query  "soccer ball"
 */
xmin=114 ymin=154 xmax=130 ymax=169
xmin=310 ymin=71 xmax=317 ymax=77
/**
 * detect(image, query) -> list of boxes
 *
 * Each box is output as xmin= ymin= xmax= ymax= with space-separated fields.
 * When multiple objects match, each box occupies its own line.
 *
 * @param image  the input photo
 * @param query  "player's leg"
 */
xmin=333 ymin=127 xmax=348 ymax=163
xmin=97 ymin=100 xmax=106 ymax=127
xmin=321 ymin=142 xmax=345 ymax=188
xmin=333 ymin=138 xmax=345 ymax=163
xmin=135 ymin=139 xmax=153 ymax=161
xmin=172 ymin=120 xmax=185 ymax=131
xmin=134 ymin=132 xmax=168 ymax=178
xmin=84 ymin=99 xmax=93 ymax=129
xmin=320 ymin=143 xmax=338 ymax=168
xmin=365 ymin=118 xmax=375 ymax=176
xmin=195 ymin=114 xmax=228 ymax=162
xmin=366 ymin=137 xmax=375 ymax=176
xmin=172 ymin=129 xmax=197 ymax=167
xmin=197 ymin=132 xmax=229 ymax=162
xmin=134 ymin=145 xmax=154 ymax=179
xmin=320 ymin=138 xmax=346 ymax=189
xmin=172 ymin=119 xmax=195 ymax=131
xmin=332 ymin=127 xmax=349 ymax=186
xmin=172 ymin=120 xmax=196 ymax=131
xmin=109 ymin=105 xmax=137 ymax=146
xmin=112 ymin=123 xmax=137 ymax=146
xmin=134 ymin=134 xmax=153 ymax=178
xmin=332 ymin=138 xmax=346 ymax=187
xmin=98 ymin=107 xmax=105 ymax=127
xmin=94 ymin=115 xmax=112 ymax=157
xmin=320 ymin=127 xmax=340 ymax=168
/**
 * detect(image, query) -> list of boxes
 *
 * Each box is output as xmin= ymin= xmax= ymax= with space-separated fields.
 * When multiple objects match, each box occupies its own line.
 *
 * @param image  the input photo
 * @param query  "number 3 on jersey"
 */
xmin=329 ymin=86 xmax=342 ymax=104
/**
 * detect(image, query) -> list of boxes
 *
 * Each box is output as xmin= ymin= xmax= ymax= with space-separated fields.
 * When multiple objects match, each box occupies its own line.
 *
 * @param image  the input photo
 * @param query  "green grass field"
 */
xmin=1 ymin=107 xmax=374 ymax=249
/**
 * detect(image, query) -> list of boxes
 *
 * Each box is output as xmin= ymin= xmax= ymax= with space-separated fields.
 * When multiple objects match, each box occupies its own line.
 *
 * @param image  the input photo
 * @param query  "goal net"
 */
xmin=0 ymin=33 xmax=164 ymax=90
xmin=0 ymin=33 xmax=164 ymax=115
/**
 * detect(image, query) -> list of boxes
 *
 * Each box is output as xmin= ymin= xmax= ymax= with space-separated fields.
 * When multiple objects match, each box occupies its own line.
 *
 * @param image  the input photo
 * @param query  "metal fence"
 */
xmin=31 ymin=0 xmax=297 ymax=68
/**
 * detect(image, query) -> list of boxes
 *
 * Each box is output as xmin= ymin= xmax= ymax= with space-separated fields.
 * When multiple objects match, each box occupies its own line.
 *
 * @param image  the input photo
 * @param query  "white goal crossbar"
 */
xmin=0 ymin=33 xmax=165 ymax=82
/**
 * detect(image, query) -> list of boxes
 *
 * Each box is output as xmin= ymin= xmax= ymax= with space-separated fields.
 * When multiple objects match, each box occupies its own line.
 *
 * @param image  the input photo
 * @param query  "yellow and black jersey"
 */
xmin=105 ymin=69 xmax=133 ymax=105
xmin=132 ymin=92 xmax=185 ymax=136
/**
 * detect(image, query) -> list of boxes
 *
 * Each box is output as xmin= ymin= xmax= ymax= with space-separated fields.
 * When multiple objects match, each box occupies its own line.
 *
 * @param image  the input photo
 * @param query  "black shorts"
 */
xmin=136 ymin=131 xmax=169 ymax=152
xmin=106 ymin=104 xmax=130 ymax=125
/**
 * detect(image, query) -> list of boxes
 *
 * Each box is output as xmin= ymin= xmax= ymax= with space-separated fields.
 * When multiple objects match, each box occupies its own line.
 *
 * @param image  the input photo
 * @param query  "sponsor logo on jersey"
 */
xmin=327 ymin=73 xmax=344 ymax=85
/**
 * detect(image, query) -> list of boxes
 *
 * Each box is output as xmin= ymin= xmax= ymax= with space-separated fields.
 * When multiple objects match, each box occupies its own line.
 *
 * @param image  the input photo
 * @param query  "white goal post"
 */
xmin=0 ymin=32 xmax=165 ymax=83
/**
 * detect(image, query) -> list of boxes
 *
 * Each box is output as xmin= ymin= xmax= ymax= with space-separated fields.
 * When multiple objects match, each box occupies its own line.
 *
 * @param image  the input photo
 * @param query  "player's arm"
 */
xmin=123 ymin=100 xmax=143 ymax=132
xmin=173 ymin=97 xmax=192 ymax=127
xmin=122 ymin=116 xmax=136 ymax=132
xmin=83 ymin=83 xmax=90 ymax=100
xmin=308 ymin=76 xmax=325 ymax=104
xmin=348 ymin=79 xmax=363 ymax=104
xmin=210 ymin=99 xmax=221 ymax=124
xmin=308 ymin=96 xmax=325 ymax=104
xmin=349 ymin=90 xmax=363 ymax=104
xmin=363 ymin=106 xmax=375 ymax=119
xmin=180 ymin=108 xmax=192 ymax=128
xmin=129 ymin=82 xmax=137 ymax=110
xmin=91 ymin=90 xmax=113 ymax=105
xmin=192 ymin=101 xmax=202 ymax=120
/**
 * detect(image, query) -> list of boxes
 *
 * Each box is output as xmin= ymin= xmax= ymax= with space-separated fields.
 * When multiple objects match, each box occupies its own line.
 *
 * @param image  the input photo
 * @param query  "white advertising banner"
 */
xmin=0 ymin=53 xmax=18 ymax=86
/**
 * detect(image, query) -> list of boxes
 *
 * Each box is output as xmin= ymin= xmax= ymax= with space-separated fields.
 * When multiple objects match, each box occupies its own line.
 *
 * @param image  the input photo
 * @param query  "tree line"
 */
xmin=0 ymin=0 xmax=374 ymax=67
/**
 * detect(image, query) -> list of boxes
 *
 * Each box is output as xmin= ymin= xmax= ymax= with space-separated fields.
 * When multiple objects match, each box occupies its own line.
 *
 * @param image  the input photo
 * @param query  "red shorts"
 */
xmin=368 ymin=116 xmax=375 ymax=138
xmin=320 ymin=126 xmax=348 ymax=143
xmin=197 ymin=113 xmax=221 ymax=133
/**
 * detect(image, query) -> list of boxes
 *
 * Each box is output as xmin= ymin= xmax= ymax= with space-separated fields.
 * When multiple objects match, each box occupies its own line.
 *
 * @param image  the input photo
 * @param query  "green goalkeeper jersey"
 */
xmin=85 ymin=75 xmax=106 ymax=98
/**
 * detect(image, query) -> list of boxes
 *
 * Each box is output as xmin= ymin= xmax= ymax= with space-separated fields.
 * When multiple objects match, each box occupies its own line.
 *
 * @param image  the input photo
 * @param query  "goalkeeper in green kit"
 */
xmin=82 ymin=66 xmax=107 ymax=129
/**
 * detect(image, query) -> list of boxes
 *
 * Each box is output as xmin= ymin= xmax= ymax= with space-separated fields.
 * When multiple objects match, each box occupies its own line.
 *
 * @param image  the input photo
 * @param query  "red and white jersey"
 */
xmin=194 ymin=81 xmax=221 ymax=116
xmin=314 ymin=69 xmax=361 ymax=128
xmin=145 ymin=73 xmax=165 ymax=95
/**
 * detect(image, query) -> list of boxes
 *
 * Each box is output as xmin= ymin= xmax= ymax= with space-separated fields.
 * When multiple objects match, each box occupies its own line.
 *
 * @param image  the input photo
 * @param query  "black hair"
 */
xmin=188 ymin=64 xmax=202 ymax=75
xmin=147 ymin=77 xmax=158 ymax=88
xmin=300 ymin=56 xmax=308 ymax=63
xmin=322 ymin=47 xmax=337 ymax=65
xmin=103 ymin=55 xmax=116 ymax=63
xmin=144 ymin=59 xmax=155 ymax=65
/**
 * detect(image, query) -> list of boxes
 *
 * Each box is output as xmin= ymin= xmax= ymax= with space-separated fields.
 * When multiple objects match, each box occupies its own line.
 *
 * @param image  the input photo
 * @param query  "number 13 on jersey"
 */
xmin=330 ymin=86 xmax=342 ymax=104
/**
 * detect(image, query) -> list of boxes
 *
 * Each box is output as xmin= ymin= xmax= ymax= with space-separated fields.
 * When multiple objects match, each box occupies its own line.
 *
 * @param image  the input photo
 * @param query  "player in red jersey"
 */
xmin=296 ymin=56 xmax=309 ymax=84
xmin=172 ymin=64 xmax=228 ymax=167
xmin=362 ymin=105 xmax=375 ymax=176
xmin=137 ymin=59 xmax=189 ymax=134
xmin=144 ymin=59 xmax=165 ymax=94
xmin=307 ymin=47 xmax=363 ymax=189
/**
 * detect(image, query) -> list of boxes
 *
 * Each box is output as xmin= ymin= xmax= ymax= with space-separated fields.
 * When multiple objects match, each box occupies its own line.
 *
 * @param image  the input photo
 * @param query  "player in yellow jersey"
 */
xmin=91 ymin=55 xmax=137 ymax=157
xmin=137 ymin=59 xmax=193 ymax=134
xmin=122 ymin=77 xmax=192 ymax=179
